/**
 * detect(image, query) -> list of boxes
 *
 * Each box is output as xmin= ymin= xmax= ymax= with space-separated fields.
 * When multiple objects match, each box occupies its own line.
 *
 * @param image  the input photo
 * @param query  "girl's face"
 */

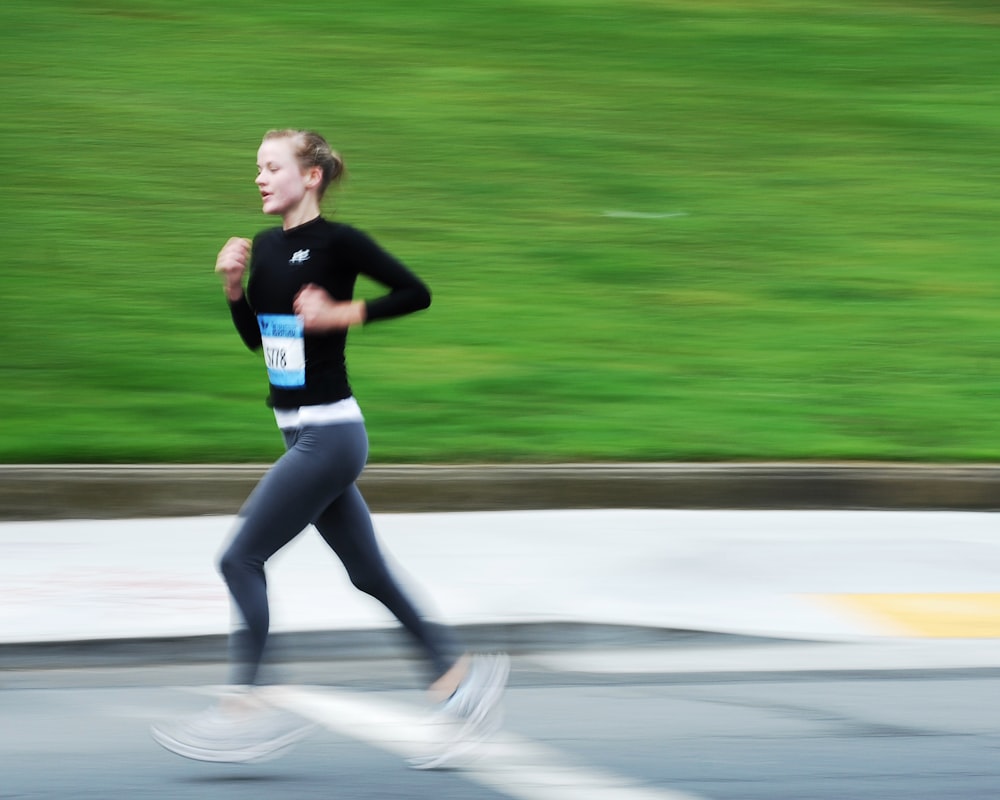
xmin=255 ymin=137 xmax=318 ymax=220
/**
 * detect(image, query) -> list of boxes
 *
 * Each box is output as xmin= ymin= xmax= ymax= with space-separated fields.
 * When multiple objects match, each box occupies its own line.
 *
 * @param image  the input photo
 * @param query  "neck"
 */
xmin=282 ymin=199 xmax=321 ymax=230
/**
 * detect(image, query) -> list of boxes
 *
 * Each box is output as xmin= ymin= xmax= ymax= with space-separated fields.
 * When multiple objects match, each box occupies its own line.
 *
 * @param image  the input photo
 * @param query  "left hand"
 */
xmin=293 ymin=283 xmax=366 ymax=332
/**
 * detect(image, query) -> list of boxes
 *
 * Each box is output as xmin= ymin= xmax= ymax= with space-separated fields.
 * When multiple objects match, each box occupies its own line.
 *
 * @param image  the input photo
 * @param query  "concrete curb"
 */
xmin=0 ymin=624 xmax=773 ymax=671
xmin=2 ymin=463 xmax=1000 ymax=520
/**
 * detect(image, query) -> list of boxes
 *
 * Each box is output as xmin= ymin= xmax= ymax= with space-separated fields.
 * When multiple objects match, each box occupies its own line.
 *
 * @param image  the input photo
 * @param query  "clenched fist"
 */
xmin=294 ymin=283 xmax=367 ymax=332
xmin=216 ymin=237 xmax=251 ymax=301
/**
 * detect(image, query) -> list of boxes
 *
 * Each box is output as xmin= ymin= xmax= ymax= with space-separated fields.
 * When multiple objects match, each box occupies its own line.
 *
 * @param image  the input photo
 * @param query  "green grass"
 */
xmin=2 ymin=0 xmax=1000 ymax=463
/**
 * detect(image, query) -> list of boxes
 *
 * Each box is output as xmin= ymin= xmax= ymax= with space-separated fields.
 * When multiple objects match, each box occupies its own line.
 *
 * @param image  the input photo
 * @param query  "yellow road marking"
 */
xmin=824 ymin=593 xmax=1000 ymax=638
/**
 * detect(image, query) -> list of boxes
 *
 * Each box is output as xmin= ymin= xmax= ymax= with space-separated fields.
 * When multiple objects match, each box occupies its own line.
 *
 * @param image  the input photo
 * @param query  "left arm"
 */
xmin=293 ymin=285 xmax=367 ymax=331
xmin=294 ymin=227 xmax=431 ymax=333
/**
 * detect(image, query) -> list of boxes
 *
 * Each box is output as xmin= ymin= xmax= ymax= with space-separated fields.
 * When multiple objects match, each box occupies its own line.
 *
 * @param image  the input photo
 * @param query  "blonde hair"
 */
xmin=263 ymin=129 xmax=345 ymax=199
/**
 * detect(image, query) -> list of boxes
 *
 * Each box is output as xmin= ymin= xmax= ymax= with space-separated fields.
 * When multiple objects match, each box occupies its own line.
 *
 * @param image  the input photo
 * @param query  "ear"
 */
xmin=305 ymin=165 xmax=323 ymax=190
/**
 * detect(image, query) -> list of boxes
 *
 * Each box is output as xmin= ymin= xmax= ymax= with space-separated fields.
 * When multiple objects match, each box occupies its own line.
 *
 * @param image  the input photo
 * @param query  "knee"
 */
xmin=348 ymin=566 xmax=389 ymax=598
xmin=218 ymin=545 xmax=254 ymax=586
xmin=217 ymin=548 xmax=238 ymax=584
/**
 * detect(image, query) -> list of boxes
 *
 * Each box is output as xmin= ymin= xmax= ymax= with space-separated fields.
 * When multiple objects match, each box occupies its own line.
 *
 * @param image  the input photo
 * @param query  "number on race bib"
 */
xmin=258 ymin=314 xmax=305 ymax=388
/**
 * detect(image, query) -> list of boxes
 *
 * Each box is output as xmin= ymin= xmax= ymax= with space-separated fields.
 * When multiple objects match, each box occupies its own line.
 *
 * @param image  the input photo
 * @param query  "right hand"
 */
xmin=216 ymin=237 xmax=251 ymax=300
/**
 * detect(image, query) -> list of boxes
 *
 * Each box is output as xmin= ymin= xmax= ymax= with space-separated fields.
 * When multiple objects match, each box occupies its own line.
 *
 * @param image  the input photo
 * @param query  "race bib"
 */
xmin=258 ymin=314 xmax=305 ymax=388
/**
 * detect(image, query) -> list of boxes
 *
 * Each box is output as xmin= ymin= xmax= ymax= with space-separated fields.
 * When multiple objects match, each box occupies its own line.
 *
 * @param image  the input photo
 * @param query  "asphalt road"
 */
xmin=5 ymin=648 xmax=1000 ymax=800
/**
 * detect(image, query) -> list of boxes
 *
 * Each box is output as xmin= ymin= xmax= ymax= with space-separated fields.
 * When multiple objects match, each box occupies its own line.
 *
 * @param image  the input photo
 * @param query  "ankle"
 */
xmin=429 ymin=654 xmax=470 ymax=702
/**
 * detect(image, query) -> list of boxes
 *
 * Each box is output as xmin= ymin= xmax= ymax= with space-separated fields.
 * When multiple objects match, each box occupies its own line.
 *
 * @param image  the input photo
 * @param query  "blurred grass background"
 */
xmin=1 ymin=0 xmax=999 ymax=463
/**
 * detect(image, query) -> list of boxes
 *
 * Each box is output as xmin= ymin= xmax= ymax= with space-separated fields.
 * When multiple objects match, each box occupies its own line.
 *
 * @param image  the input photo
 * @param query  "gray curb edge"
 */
xmin=0 ymin=623 xmax=788 ymax=671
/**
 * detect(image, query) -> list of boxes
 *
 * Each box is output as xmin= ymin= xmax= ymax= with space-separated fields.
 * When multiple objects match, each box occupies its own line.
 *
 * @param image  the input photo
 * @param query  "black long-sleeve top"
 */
xmin=227 ymin=217 xmax=431 ymax=409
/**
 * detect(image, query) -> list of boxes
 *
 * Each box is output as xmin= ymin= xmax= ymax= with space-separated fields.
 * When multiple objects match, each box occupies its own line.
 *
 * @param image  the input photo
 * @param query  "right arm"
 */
xmin=216 ymin=236 xmax=261 ymax=350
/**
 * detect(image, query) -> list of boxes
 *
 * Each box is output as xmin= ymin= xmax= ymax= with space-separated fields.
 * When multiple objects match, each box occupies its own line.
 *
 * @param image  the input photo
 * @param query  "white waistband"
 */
xmin=273 ymin=397 xmax=364 ymax=430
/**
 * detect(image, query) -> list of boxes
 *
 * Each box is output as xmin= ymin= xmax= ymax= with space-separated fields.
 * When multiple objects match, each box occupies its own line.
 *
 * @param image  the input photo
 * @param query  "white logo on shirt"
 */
xmin=289 ymin=249 xmax=311 ymax=264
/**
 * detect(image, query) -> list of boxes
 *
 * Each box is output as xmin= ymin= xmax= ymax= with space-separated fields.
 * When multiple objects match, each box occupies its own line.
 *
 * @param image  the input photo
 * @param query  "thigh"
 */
xmin=313 ymin=484 xmax=383 ymax=568
xmin=228 ymin=423 xmax=369 ymax=563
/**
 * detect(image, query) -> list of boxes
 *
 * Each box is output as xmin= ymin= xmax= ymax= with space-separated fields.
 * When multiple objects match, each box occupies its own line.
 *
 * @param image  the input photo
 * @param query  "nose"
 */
xmin=255 ymin=173 xmax=266 ymax=186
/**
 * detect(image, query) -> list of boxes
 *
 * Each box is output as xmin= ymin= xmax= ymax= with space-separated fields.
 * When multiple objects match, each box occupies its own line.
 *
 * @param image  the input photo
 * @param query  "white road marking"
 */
xmin=602 ymin=210 xmax=687 ymax=219
xmin=264 ymin=684 xmax=708 ymax=800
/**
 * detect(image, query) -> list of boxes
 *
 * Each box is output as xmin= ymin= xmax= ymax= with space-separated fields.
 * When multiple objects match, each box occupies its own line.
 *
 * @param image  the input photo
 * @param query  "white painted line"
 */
xmin=265 ymin=685 xmax=707 ymax=800
xmin=602 ymin=210 xmax=687 ymax=219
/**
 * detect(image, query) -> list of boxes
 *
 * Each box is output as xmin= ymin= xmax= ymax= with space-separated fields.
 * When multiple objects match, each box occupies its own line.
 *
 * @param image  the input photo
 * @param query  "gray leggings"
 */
xmin=219 ymin=421 xmax=460 ymax=685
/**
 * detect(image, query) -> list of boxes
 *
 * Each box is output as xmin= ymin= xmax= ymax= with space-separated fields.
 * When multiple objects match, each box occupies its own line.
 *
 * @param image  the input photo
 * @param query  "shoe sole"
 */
xmin=408 ymin=735 xmax=486 ymax=771
xmin=150 ymin=722 xmax=316 ymax=764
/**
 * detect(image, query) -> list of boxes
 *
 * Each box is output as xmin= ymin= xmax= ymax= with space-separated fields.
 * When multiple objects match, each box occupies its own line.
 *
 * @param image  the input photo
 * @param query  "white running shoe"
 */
xmin=409 ymin=653 xmax=511 ymax=770
xmin=151 ymin=690 xmax=316 ymax=763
